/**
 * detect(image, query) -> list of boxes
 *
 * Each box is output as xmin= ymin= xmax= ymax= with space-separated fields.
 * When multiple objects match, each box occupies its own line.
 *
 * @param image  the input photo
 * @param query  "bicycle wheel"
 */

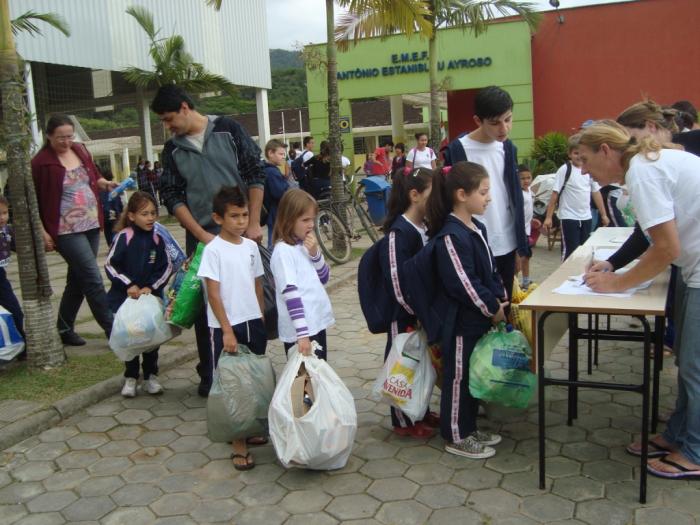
xmin=354 ymin=202 xmax=379 ymax=243
xmin=315 ymin=208 xmax=352 ymax=264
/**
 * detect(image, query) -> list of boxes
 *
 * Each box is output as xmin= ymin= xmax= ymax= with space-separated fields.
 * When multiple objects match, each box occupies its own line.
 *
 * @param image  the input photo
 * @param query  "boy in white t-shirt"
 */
xmin=518 ymin=165 xmax=540 ymax=288
xmin=197 ymin=186 xmax=266 ymax=472
xmin=543 ymin=135 xmax=609 ymax=260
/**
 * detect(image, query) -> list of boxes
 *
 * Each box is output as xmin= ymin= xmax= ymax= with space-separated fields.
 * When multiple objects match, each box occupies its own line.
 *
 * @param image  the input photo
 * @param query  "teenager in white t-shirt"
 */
xmin=406 ymin=132 xmax=437 ymax=170
xmin=197 ymin=186 xmax=266 ymax=472
xmin=271 ymin=189 xmax=334 ymax=361
xmin=543 ymin=135 xmax=609 ymax=260
xmin=580 ymin=121 xmax=700 ymax=479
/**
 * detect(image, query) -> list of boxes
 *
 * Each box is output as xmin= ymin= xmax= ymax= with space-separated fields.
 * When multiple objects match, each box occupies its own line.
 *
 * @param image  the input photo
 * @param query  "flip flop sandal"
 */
xmin=648 ymin=456 xmax=700 ymax=480
xmin=246 ymin=436 xmax=269 ymax=446
xmin=231 ymin=453 xmax=255 ymax=471
xmin=625 ymin=439 xmax=672 ymax=457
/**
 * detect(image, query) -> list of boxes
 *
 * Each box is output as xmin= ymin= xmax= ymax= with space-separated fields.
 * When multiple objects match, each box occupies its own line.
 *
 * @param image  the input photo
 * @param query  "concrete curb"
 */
xmin=0 ymin=345 xmax=197 ymax=451
xmin=0 ymin=265 xmax=360 ymax=452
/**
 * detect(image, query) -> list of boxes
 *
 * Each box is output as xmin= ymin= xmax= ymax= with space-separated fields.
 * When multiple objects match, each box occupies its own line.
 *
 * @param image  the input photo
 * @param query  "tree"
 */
xmin=337 ymin=1 xmax=540 ymax=150
xmin=1 ymin=4 xmax=71 ymax=367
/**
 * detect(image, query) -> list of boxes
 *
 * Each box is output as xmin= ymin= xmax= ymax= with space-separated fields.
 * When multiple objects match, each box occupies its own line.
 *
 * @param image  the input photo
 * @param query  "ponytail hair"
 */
xmin=383 ymin=167 xmax=433 ymax=231
xmin=617 ymin=99 xmax=679 ymax=135
xmin=115 ymin=191 xmax=158 ymax=232
xmin=426 ymin=162 xmax=488 ymax=238
xmin=578 ymin=120 xmax=662 ymax=173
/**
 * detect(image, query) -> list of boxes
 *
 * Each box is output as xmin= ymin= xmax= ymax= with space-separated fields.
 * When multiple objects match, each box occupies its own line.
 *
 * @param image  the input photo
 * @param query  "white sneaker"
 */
xmin=470 ymin=429 xmax=502 ymax=446
xmin=445 ymin=435 xmax=496 ymax=459
xmin=145 ymin=375 xmax=163 ymax=395
xmin=121 ymin=378 xmax=137 ymax=398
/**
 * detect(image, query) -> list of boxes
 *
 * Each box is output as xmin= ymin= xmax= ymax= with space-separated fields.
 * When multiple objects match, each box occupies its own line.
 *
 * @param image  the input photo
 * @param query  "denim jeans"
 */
xmin=55 ymin=228 xmax=113 ymax=336
xmin=662 ymin=283 xmax=700 ymax=464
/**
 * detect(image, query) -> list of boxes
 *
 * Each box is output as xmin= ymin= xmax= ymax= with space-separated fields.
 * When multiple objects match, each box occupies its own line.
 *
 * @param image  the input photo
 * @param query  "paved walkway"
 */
xmin=2 ymin=230 xmax=698 ymax=524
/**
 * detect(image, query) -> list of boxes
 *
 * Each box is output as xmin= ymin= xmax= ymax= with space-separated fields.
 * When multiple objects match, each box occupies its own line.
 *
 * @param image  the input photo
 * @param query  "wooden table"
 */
xmin=520 ymin=229 xmax=669 ymax=503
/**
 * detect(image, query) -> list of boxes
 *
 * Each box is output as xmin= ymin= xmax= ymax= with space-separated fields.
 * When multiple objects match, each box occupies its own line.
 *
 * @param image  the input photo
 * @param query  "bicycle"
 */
xmin=314 ymin=174 xmax=382 ymax=264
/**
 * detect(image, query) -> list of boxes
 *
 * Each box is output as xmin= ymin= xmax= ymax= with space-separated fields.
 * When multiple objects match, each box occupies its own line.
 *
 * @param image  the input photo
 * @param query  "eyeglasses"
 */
xmin=53 ymin=134 xmax=75 ymax=141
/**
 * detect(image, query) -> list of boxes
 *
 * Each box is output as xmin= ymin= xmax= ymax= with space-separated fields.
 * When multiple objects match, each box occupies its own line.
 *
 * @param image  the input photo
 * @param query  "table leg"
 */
xmin=639 ymin=315 xmax=651 ymax=504
xmin=567 ymin=313 xmax=579 ymax=425
xmin=538 ymin=312 xmax=550 ymax=490
xmin=594 ymin=314 xmax=600 ymax=367
xmin=587 ymin=314 xmax=593 ymax=375
xmin=652 ymin=316 xmax=663 ymax=433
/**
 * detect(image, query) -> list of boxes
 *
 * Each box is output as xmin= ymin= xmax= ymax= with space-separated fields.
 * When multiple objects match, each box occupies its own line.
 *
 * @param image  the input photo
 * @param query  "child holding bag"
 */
xmin=105 ymin=191 xmax=173 ymax=398
xmin=422 ymin=162 xmax=508 ymax=459
xmin=271 ymin=189 xmax=334 ymax=360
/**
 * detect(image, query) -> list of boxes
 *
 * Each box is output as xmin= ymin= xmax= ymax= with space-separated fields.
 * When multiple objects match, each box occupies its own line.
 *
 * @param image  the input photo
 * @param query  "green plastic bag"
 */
xmin=167 ymin=242 xmax=205 ymax=329
xmin=207 ymin=346 xmax=276 ymax=442
xmin=469 ymin=323 xmax=536 ymax=409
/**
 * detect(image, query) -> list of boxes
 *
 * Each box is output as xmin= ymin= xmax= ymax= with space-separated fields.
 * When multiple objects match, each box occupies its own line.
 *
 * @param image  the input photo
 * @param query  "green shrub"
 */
xmin=530 ymin=132 xmax=569 ymax=175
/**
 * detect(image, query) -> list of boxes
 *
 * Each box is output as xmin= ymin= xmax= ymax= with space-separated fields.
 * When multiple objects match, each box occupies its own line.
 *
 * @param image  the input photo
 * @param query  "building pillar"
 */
xmin=24 ymin=62 xmax=42 ymax=154
xmin=109 ymin=152 xmax=118 ymax=179
xmin=137 ymin=88 xmax=154 ymax=162
xmin=390 ymin=95 xmax=405 ymax=144
xmin=255 ymin=88 xmax=271 ymax=150
xmin=122 ymin=147 xmax=130 ymax=179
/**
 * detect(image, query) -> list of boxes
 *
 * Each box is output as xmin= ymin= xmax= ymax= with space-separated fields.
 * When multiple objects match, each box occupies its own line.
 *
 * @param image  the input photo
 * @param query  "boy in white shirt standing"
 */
xmin=443 ymin=86 xmax=528 ymax=305
xmin=197 ymin=186 xmax=266 ymax=471
xmin=543 ymin=134 xmax=609 ymax=260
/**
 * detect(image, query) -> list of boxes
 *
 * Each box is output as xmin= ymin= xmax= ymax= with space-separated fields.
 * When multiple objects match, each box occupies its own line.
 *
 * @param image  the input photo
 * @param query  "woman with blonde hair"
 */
xmin=580 ymin=120 xmax=700 ymax=480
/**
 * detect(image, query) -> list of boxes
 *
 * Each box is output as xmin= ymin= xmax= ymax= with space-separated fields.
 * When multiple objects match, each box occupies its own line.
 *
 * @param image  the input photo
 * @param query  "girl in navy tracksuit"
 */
xmin=424 ymin=162 xmax=509 ymax=459
xmin=379 ymin=167 xmax=436 ymax=438
xmin=105 ymin=191 xmax=173 ymax=397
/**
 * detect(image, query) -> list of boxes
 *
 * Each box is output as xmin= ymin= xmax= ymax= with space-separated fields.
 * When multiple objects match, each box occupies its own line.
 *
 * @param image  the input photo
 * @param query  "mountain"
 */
xmin=270 ymin=49 xmax=303 ymax=70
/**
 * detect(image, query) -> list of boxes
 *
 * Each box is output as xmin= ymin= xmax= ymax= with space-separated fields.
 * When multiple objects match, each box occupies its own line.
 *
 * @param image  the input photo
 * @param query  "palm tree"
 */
xmin=1 ymin=4 xmax=71 ymax=367
xmin=337 ymin=1 xmax=540 ymax=150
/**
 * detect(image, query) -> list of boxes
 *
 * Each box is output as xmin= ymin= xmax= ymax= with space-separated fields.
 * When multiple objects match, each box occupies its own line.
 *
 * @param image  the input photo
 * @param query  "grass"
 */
xmin=0 ymin=353 xmax=124 ymax=405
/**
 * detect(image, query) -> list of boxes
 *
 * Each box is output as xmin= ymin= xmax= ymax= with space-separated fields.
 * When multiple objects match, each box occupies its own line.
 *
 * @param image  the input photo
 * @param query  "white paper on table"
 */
xmin=553 ymin=270 xmax=653 ymax=298
xmin=591 ymin=248 xmax=618 ymax=262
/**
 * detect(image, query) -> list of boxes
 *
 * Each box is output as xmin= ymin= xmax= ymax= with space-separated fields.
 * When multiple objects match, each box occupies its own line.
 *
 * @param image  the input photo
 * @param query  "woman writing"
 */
xmin=31 ymin=115 xmax=117 ymax=346
xmin=580 ymin=120 xmax=700 ymax=480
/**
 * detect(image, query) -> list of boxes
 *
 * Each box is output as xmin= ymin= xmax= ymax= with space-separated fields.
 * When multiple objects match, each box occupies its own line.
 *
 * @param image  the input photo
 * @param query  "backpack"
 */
xmin=291 ymin=153 xmax=310 ymax=185
xmin=357 ymin=237 xmax=394 ymax=334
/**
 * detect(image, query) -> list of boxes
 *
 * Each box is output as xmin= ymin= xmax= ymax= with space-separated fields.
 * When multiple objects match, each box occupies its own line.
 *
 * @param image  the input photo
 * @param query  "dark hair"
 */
xmin=517 ymin=164 xmax=531 ymax=174
xmin=273 ymin=189 xmax=318 ymax=245
xmin=381 ymin=139 xmax=394 ymax=148
xmin=672 ymin=100 xmax=698 ymax=124
xmin=303 ymin=136 xmax=314 ymax=148
xmin=426 ymin=162 xmax=489 ymax=237
xmin=383 ymin=167 xmax=433 ymax=231
xmin=43 ymin=114 xmax=74 ymax=148
xmin=151 ymin=85 xmax=195 ymax=114
xmin=0 ymin=196 xmax=9 ymax=208
xmin=291 ymin=141 xmax=301 ymax=150
xmin=414 ymin=132 xmax=428 ymax=141
xmin=675 ymin=110 xmax=696 ymax=131
xmin=319 ymin=140 xmax=331 ymax=159
xmin=102 ymin=169 xmax=114 ymax=181
xmin=212 ymin=186 xmax=247 ymax=217
xmin=115 ymin=191 xmax=158 ymax=231
xmin=474 ymin=86 xmax=513 ymax=120
xmin=265 ymin=138 xmax=286 ymax=157
xmin=394 ymin=142 xmax=405 ymax=154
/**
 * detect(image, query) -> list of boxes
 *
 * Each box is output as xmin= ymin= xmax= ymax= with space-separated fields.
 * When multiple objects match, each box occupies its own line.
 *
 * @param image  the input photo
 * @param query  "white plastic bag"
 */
xmin=0 ymin=306 xmax=24 ymax=361
xmin=269 ymin=347 xmax=357 ymax=470
xmin=109 ymin=294 xmax=175 ymax=361
xmin=371 ymin=330 xmax=436 ymax=422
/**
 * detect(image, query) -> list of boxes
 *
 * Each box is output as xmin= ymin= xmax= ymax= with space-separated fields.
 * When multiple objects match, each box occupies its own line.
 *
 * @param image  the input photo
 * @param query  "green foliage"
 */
xmin=530 ymin=132 xmax=569 ymax=175
xmin=11 ymin=11 xmax=70 ymax=37
xmin=270 ymin=49 xmax=303 ymax=70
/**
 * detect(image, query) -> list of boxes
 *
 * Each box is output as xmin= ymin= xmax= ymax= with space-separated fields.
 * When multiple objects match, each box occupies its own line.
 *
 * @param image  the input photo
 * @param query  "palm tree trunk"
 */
xmin=428 ymin=32 xmax=441 ymax=153
xmin=1 ymin=0 xmax=64 ymax=367
xmin=326 ymin=0 xmax=347 ymax=253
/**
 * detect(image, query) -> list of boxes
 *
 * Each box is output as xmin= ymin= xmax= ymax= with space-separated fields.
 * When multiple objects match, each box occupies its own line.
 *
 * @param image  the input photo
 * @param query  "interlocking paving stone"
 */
xmin=60 ymin=495 xmax=114 ymax=521
xmin=164 ymin=452 xmax=208 ymax=472
xmin=235 ymin=481 xmax=288 ymax=506
xmin=427 ymin=507 xmax=484 ymax=525
xmin=111 ymin=483 xmax=163 ymax=506
xmin=575 ymin=499 xmax=633 ymax=525
xmin=41 ymin=470 xmax=89 ymax=491
xmin=232 ymin=505 xmax=289 ymax=525
xmin=561 ymin=441 xmax=608 ymax=463
xmin=358 ymin=458 xmax=409 ymax=480
xmin=101 ymin=507 xmax=156 ymax=525
xmin=279 ymin=489 xmax=332 ymax=514
xmin=664 ymin=487 xmax=700 ymax=516
xmin=635 ymin=507 xmax=696 ymax=525
xmin=25 ymin=443 xmax=68 ymax=462
xmin=11 ymin=462 xmax=55 ymax=483
xmin=375 ymin=500 xmax=431 ymax=525
xmin=277 ymin=468 xmax=329 ymax=490
xmin=484 ymin=452 xmax=534 ymax=474
xmin=54 ymin=450 xmax=100 ymax=470
xmin=0 ymin=401 xmax=42 ymax=423
xmin=0 ymin=503 xmax=27 ymax=524
xmin=189 ymin=498 xmax=242 ymax=522
xmin=582 ymin=459 xmax=634 ymax=482
xmin=354 ymin=441 xmax=400 ymax=460
xmin=0 ymin=482 xmax=44 ymax=505
xmin=157 ymin=473 xmax=199 ymax=493
xmin=76 ymin=417 xmax=117 ymax=433
xmin=366 ymin=477 xmax=418 ymax=501
xmin=114 ymin=409 xmax=152 ymax=425
xmin=128 ymin=446 xmax=173 ymax=464
xmin=325 ymin=494 xmax=381 ymax=520
xmin=414 ymin=483 xmax=467 ymax=509
xmin=143 ymin=417 xmax=182 ymax=431
xmin=284 ymin=512 xmax=338 ymax=525
xmin=66 ymin=433 xmax=108 ymax=450
xmin=467 ymin=487 xmax=521 ymax=516
xmin=521 ymin=493 xmax=575 ymax=522
xmin=168 ymin=435 xmax=210 ymax=453
xmin=136 ymin=431 xmax=179 ymax=447
xmin=25 ymin=491 xmax=77 ymax=513
xmin=551 ymin=475 xmax=604 ymax=501
xmin=86 ymin=456 xmax=132 ymax=476
xmin=322 ymin=473 xmax=372 ymax=496
xmin=236 ymin=463 xmax=284 ymax=484
xmin=404 ymin=463 xmax=454 ymax=485
xmin=173 ymin=421 xmax=207 ymax=436
xmin=395 ymin=445 xmax=442 ymax=465
xmin=122 ymin=464 xmax=168 ymax=483
xmin=96 ymin=439 xmax=140 ymax=457
xmin=12 ymin=512 xmax=66 ymax=525
xmin=107 ymin=425 xmax=143 ymax=441
xmin=192 ymin=479 xmax=244 ymax=500
xmin=77 ymin=475 xmax=124 ymax=497
xmin=450 ymin=466 xmax=501 ymax=491
xmin=149 ymin=492 xmax=199 ymax=517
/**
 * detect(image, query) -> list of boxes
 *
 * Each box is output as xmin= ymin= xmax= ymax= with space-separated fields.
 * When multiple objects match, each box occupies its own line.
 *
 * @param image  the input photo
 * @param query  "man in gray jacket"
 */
xmin=153 ymin=85 xmax=265 ymax=396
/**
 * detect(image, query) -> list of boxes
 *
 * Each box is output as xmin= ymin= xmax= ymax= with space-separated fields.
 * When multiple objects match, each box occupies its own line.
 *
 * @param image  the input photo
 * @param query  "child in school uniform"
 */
xmin=0 ymin=196 xmax=25 ymax=356
xmin=543 ymin=134 xmax=609 ymax=260
xmin=379 ymin=167 xmax=438 ymax=438
xmin=271 ymin=189 xmax=334 ymax=360
xmin=422 ymin=161 xmax=508 ymax=459
xmin=197 ymin=186 xmax=267 ymax=471
xmin=263 ymin=139 xmax=292 ymax=248
xmin=105 ymin=191 xmax=173 ymax=398
xmin=518 ymin=165 xmax=539 ymax=289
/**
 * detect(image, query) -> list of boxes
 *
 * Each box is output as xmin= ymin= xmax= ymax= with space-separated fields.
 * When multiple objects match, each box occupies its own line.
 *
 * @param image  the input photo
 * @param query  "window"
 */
xmin=353 ymin=136 xmax=367 ymax=154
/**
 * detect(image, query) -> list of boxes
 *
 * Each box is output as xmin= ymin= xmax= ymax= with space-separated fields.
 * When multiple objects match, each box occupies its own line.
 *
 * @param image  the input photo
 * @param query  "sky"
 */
xmin=265 ymin=0 xmax=628 ymax=50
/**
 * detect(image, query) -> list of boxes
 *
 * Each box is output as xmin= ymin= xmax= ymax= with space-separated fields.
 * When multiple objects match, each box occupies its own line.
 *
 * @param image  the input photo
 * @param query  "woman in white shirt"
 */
xmin=580 ymin=120 xmax=700 ymax=480
xmin=405 ymin=132 xmax=437 ymax=170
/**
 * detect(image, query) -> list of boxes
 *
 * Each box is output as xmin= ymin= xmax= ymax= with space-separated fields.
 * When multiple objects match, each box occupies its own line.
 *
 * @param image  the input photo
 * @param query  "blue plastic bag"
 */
xmin=0 ymin=306 xmax=24 ymax=361
xmin=154 ymin=223 xmax=186 ymax=273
